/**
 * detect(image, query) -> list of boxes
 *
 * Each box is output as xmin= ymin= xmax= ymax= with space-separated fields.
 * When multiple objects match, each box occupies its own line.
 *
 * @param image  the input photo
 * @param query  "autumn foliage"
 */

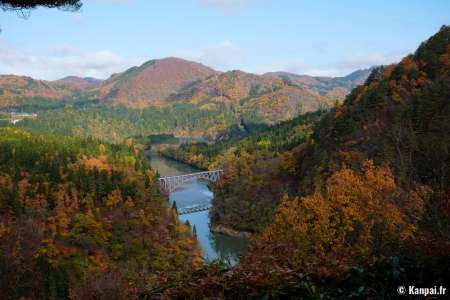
xmin=253 ymin=161 xmax=424 ymax=275
xmin=0 ymin=128 xmax=200 ymax=299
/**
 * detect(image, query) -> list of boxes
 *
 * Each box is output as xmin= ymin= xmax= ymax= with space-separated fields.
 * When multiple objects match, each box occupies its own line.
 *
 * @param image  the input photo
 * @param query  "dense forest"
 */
xmin=160 ymin=110 xmax=325 ymax=169
xmin=154 ymin=26 xmax=450 ymax=298
xmin=0 ymin=22 xmax=448 ymax=299
xmin=0 ymin=128 xmax=200 ymax=299
xmin=4 ymin=102 xmax=242 ymax=143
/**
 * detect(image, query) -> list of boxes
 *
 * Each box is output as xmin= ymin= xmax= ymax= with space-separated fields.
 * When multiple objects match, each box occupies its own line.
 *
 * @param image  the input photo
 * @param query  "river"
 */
xmin=149 ymin=153 xmax=249 ymax=264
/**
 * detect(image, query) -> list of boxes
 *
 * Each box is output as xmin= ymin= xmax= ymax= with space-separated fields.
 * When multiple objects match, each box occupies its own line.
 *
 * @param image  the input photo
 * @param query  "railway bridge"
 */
xmin=158 ymin=169 xmax=223 ymax=193
xmin=158 ymin=169 xmax=223 ymax=215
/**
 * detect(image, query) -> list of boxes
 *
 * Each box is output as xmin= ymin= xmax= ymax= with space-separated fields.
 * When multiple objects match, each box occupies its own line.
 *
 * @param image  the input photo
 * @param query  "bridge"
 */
xmin=158 ymin=169 xmax=223 ymax=193
xmin=178 ymin=204 xmax=212 ymax=215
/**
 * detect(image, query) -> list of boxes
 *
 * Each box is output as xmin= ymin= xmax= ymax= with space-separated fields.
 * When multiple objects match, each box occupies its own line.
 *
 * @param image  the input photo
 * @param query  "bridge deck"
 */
xmin=159 ymin=169 xmax=223 ymax=193
xmin=178 ymin=204 xmax=212 ymax=215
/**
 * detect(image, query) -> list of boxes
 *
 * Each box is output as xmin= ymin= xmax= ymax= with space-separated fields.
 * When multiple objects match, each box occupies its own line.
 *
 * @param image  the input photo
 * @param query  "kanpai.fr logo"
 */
xmin=397 ymin=285 xmax=447 ymax=297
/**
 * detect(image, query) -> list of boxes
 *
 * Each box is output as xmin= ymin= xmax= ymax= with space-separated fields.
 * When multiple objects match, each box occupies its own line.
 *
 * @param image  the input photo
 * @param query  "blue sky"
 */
xmin=0 ymin=0 xmax=448 ymax=80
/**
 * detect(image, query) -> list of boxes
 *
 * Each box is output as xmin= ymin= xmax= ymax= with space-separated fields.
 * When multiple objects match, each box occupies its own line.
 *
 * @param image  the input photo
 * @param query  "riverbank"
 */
xmin=156 ymin=144 xmax=212 ymax=170
xmin=148 ymin=153 xmax=249 ymax=263
xmin=147 ymin=143 xmax=210 ymax=171
xmin=211 ymin=224 xmax=253 ymax=238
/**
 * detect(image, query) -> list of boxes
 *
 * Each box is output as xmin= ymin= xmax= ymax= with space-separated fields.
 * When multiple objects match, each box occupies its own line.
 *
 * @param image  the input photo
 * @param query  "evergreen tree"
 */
xmin=185 ymin=220 xmax=191 ymax=228
xmin=171 ymin=201 xmax=178 ymax=214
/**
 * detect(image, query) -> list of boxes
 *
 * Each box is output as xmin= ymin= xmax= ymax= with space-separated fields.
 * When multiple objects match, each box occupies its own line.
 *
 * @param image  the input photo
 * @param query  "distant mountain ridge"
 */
xmin=53 ymin=76 xmax=103 ymax=90
xmin=263 ymin=67 xmax=375 ymax=98
xmin=0 ymin=75 xmax=72 ymax=107
xmin=0 ymin=57 xmax=374 ymax=119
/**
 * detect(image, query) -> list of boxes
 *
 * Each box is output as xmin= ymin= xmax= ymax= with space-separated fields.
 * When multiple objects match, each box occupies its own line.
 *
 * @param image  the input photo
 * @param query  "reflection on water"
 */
xmin=149 ymin=153 xmax=249 ymax=264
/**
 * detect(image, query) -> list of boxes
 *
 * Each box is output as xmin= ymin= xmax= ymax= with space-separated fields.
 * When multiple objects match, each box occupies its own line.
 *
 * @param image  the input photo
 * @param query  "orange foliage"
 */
xmin=78 ymin=155 xmax=111 ymax=172
xmin=255 ymin=160 xmax=424 ymax=275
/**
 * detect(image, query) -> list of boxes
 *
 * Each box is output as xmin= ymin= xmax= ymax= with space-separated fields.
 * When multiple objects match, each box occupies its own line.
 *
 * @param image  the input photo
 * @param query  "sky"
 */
xmin=0 ymin=0 xmax=449 ymax=80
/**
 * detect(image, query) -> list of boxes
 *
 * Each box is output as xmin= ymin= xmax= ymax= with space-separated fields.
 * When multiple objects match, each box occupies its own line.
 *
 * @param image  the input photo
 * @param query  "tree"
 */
xmin=256 ymin=160 xmax=424 ymax=276
xmin=0 ymin=1 xmax=81 ymax=12
xmin=192 ymin=225 xmax=197 ymax=237
xmin=0 ymin=0 xmax=82 ymax=32
xmin=171 ymin=201 xmax=178 ymax=214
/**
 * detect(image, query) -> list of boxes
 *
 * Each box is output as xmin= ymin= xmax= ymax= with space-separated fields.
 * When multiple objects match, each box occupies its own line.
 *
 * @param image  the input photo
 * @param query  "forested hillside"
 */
xmin=245 ymin=25 xmax=450 ymax=297
xmin=0 ymin=58 xmax=370 ymax=142
xmin=160 ymin=110 xmax=325 ymax=169
xmin=0 ymin=75 xmax=72 ymax=108
xmin=0 ymin=128 xmax=200 ymax=299
xmin=97 ymin=57 xmax=216 ymax=107
xmin=263 ymin=67 xmax=373 ymax=99
xmin=11 ymin=102 xmax=248 ymax=142
xmin=157 ymin=26 xmax=450 ymax=299
xmin=1 ymin=3 xmax=447 ymax=297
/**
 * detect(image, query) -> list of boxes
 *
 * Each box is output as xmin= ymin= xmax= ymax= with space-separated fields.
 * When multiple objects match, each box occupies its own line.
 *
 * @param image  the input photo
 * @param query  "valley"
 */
xmin=0 ymin=6 xmax=448 ymax=297
xmin=149 ymin=153 xmax=249 ymax=265
xmin=0 ymin=57 xmax=372 ymax=142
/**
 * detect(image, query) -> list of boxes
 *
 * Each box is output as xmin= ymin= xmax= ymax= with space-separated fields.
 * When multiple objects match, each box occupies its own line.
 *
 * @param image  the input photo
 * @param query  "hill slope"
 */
xmin=158 ymin=25 xmax=450 ymax=300
xmin=211 ymin=25 xmax=449 ymax=235
xmin=53 ymin=76 xmax=103 ymax=90
xmin=0 ymin=75 xmax=72 ymax=108
xmin=263 ymin=67 xmax=374 ymax=99
xmin=0 ymin=128 xmax=200 ymax=298
xmin=169 ymin=69 xmax=332 ymax=122
xmin=97 ymin=57 xmax=217 ymax=107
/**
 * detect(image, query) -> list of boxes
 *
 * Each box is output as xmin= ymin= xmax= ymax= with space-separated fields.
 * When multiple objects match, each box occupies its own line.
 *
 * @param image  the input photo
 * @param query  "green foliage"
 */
xmin=0 ymin=128 xmax=200 ymax=298
xmin=4 ymin=103 xmax=246 ymax=143
xmin=161 ymin=110 xmax=325 ymax=169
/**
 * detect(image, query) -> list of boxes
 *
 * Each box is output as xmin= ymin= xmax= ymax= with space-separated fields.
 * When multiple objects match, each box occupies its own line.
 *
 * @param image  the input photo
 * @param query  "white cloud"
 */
xmin=256 ymin=58 xmax=306 ymax=75
xmin=254 ymin=51 xmax=406 ymax=77
xmin=177 ymin=41 xmax=245 ymax=71
xmin=334 ymin=52 xmax=406 ymax=70
xmin=0 ymin=40 xmax=142 ymax=80
xmin=70 ymin=12 xmax=84 ymax=24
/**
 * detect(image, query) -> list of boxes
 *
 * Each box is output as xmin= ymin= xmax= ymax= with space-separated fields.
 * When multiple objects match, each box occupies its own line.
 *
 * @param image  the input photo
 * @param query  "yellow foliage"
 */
xmin=105 ymin=189 xmax=123 ymax=208
xmin=0 ymin=222 xmax=9 ymax=237
xmin=88 ymin=254 xmax=109 ymax=273
xmin=258 ymin=160 xmax=424 ymax=275
xmin=124 ymin=197 xmax=135 ymax=212
xmin=257 ymin=139 xmax=271 ymax=148
xmin=78 ymin=155 xmax=111 ymax=172
xmin=99 ymin=143 xmax=106 ymax=155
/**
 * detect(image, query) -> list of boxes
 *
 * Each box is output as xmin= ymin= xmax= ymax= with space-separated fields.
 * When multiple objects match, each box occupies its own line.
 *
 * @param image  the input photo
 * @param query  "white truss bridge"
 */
xmin=158 ymin=169 xmax=223 ymax=193
xmin=178 ymin=204 xmax=212 ymax=215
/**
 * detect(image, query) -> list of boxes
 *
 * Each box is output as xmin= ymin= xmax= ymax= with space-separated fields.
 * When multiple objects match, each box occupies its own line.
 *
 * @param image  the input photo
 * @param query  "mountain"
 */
xmin=0 ymin=75 xmax=71 ymax=108
xmin=299 ymin=26 xmax=449 ymax=195
xmin=95 ymin=59 xmax=369 ymax=114
xmin=263 ymin=67 xmax=374 ymax=99
xmin=169 ymin=69 xmax=283 ymax=104
xmin=53 ymin=76 xmax=103 ymax=90
xmin=0 ymin=57 xmax=373 ymax=128
xmin=97 ymin=57 xmax=217 ymax=107
xmin=210 ymin=25 xmax=450 ymax=235
xmin=252 ymin=24 xmax=450 ymax=293
xmin=168 ymin=69 xmax=331 ymax=122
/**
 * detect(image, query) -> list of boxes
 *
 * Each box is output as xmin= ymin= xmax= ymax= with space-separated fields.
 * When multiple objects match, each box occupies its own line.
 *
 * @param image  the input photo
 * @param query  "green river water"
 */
xmin=149 ymin=153 xmax=249 ymax=264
